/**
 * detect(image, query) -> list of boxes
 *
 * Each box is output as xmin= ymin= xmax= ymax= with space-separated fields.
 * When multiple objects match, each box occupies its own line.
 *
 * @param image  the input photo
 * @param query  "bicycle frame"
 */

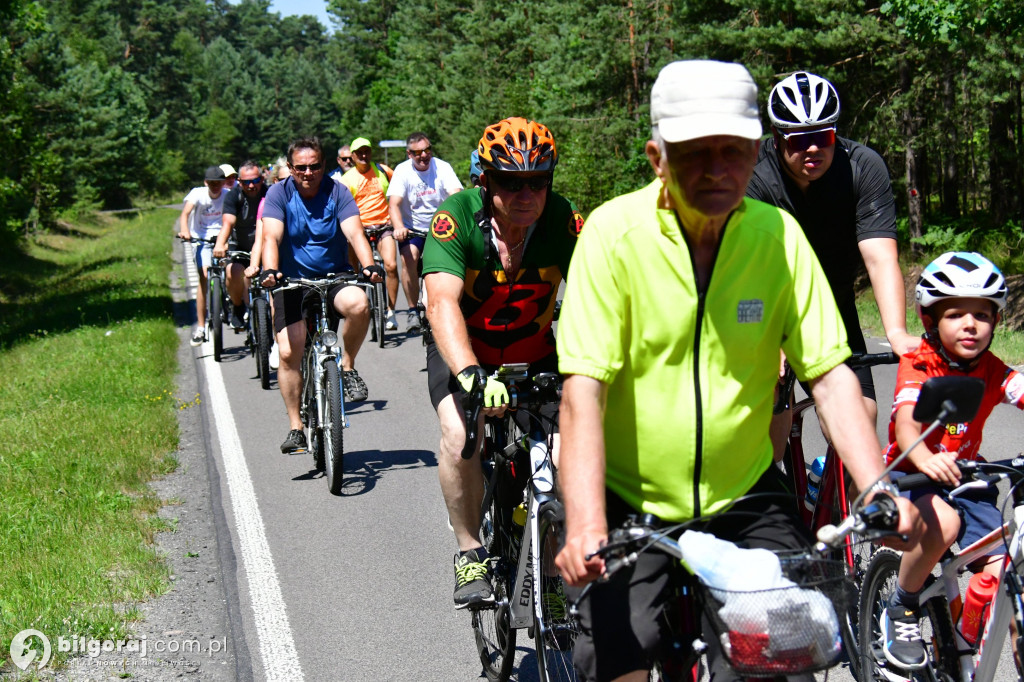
xmin=308 ymin=285 xmax=347 ymax=428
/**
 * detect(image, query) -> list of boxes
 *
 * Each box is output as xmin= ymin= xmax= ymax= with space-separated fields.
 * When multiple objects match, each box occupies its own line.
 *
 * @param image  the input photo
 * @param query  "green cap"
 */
xmin=350 ymin=137 xmax=372 ymax=152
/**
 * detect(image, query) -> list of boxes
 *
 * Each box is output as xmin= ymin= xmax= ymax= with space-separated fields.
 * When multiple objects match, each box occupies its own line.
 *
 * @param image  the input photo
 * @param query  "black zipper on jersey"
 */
xmin=677 ymin=211 xmax=731 ymax=519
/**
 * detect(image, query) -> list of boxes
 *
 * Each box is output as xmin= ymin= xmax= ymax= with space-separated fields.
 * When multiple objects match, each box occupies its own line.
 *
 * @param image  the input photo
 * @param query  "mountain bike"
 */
xmin=578 ymin=487 xmax=902 ymax=681
xmin=247 ymin=277 xmax=274 ymax=389
xmin=275 ymin=273 xmax=362 ymax=495
xmin=365 ymin=225 xmax=388 ymax=348
xmin=849 ymin=374 xmax=1024 ymax=682
xmin=207 ymin=249 xmax=250 ymax=361
xmin=459 ymin=364 xmax=576 ymax=682
xmin=778 ymin=351 xmax=900 ymax=679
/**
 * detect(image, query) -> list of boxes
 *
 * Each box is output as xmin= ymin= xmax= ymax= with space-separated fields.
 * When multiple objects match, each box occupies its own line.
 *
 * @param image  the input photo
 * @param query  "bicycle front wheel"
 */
xmin=373 ymin=280 xmax=386 ymax=348
xmin=535 ymin=501 xmax=578 ymax=682
xmin=253 ymin=297 xmax=272 ymax=389
xmin=473 ymin=465 xmax=517 ymax=682
xmin=210 ymin=276 xmax=224 ymax=361
xmin=322 ymin=359 xmax=345 ymax=495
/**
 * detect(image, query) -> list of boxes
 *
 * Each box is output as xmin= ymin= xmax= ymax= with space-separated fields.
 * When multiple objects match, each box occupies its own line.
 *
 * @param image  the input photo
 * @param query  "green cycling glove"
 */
xmin=457 ymin=365 xmax=509 ymax=408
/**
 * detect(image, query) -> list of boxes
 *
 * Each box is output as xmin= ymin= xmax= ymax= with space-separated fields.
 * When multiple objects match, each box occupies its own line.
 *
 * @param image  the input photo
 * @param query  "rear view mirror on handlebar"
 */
xmin=911 ymin=376 xmax=985 ymax=425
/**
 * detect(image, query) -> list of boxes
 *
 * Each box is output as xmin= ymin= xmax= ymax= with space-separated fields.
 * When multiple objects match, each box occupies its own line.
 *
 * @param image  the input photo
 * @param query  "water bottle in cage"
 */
xmin=804 ymin=455 xmax=826 ymax=512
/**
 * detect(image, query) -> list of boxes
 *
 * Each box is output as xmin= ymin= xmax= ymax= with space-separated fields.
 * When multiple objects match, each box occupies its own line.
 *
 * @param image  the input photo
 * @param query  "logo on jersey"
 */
xmin=736 ymin=299 xmax=763 ymax=324
xmin=569 ymin=211 xmax=584 ymax=237
xmin=946 ymin=422 xmax=969 ymax=436
xmin=431 ymin=211 xmax=457 ymax=242
xmin=1004 ymin=372 xmax=1024 ymax=404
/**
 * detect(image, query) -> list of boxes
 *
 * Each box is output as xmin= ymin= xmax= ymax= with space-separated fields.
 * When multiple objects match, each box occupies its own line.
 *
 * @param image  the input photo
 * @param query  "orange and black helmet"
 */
xmin=477 ymin=118 xmax=557 ymax=173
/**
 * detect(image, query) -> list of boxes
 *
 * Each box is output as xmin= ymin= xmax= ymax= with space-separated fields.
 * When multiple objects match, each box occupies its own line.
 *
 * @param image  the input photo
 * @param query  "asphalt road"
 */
xmin=183 ymin=248 xmax=1024 ymax=682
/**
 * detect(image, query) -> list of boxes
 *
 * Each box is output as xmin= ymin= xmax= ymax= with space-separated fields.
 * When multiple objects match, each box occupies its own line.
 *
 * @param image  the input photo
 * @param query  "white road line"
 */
xmin=183 ymin=241 xmax=304 ymax=681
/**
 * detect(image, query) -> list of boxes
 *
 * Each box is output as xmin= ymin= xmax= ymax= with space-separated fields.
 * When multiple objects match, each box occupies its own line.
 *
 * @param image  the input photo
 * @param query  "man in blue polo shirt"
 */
xmin=261 ymin=136 xmax=383 ymax=454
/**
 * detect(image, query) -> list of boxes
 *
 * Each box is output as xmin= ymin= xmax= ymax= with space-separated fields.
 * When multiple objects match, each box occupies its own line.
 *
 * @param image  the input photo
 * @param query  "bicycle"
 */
xmin=458 ymin=363 xmax=577 ymax=682
xmin=577 ymin=485 xmax=903 ymax=681
xmin=364 ymin=225 xmax=389 ymax=348
xmin=179 ymin=235 xmax=240 ymax=361
xmin=778 ymin=351 xmax=900 ymax=679
xmin=246 ymin=276 xmax=274 ymax=389
xmin=853 ymin=377 xmax=1024 ymax=682
xmin=274 ymin=273 xmax=363 ymax=495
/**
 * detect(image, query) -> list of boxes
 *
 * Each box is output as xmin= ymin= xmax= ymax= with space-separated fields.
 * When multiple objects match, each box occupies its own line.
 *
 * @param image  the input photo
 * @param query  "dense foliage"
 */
xmin=2 ymin=0 xmax=1022 ymax=259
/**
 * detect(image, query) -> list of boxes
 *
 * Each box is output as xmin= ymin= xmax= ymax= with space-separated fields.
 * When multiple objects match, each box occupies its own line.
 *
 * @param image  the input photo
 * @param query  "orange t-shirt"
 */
xmin=338 ymin=165 xmax=391 ymax=226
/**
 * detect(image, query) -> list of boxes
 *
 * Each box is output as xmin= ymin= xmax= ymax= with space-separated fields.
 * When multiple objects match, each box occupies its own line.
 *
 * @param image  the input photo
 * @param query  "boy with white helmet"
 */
xmin=881 ymin=251 xmax=1022 ymax=669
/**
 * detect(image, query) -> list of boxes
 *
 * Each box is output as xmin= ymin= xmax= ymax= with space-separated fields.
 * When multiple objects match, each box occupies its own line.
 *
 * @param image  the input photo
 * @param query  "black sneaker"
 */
xmin=190 ymin=328 xmax=206 ymax=347
xmin=453 ymin=549 xmax=495 ymax=609
xmin=280 ymin=429 xmax=307 ymax=454
xmin=343 ymin=369 xmax=368 ymax=402
xmin=229 ymin=304 xmax=246 ymax=331
xmin=881 ymin=602 xmax=927 ymax=669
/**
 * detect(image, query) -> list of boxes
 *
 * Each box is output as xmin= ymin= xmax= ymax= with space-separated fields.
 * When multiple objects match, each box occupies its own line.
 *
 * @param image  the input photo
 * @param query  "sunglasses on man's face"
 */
xmin=239 ymin=177 xmax=263 ymax=186
xmin=291 ymin=162 xmax=323 ymax=173
xmin=407 ymin=146 xmax=432 ymax=157
xmin=338 ymin=157 xmax=352 ymax=163
xmin=781 ymin=127 xmax=836 ymax=153
xmin=489 ymin=174 xmax=552 ymax=193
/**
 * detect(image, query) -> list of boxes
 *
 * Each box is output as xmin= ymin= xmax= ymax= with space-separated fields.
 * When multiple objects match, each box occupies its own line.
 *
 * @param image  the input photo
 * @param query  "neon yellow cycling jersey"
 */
xmin=557 ymin=180 xmax=850 ymax=522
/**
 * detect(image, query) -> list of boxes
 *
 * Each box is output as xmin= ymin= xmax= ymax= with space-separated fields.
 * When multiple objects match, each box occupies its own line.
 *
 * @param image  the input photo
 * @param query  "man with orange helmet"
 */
xmin=422 ymin=117 xmax=584 ymax=608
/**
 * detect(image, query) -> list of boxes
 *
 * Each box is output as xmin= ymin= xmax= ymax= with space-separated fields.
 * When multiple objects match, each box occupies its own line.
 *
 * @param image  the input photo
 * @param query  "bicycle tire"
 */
xmin=473 ymin=463 xmax=518 ymax=682
xmin=374 ymin=280 xmax=386 ymax=348
xmin=368 ymin=287 xmax=378 ymax=343
xmin=858 ymin=549 xmax=959 ymax=682
xmin=210 ymin=276 xmax=224 ymax=361
xmin=253 ymin=297 xmax=272 ymax=390
xmin=304 ymin=349 xmax=324 ymax=472
xmin=535 ymin=501 xmax=578 ymax=682
xmin=323 ymin=359 xmax=345 ymax=495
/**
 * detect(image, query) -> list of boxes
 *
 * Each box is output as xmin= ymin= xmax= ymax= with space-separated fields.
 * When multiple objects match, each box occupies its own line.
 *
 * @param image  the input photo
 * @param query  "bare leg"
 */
xmin=437 ymin=394 xmax=485 ymax=551
xmin=276 ymin=320 xmax=306 ymax=431
xmin=332 ymin=285 xmax=369 ymax=371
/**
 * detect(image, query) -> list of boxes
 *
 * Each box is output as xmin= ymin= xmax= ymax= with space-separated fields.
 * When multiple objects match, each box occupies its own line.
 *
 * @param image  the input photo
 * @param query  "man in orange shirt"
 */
xmin=339 ymin=137 xmax=398 ymax=330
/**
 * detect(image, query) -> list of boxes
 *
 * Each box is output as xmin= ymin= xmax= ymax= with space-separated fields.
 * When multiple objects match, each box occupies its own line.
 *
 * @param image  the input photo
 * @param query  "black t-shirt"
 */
xmin=746 ymin=136 xmax=897 ymax=351
xmin=222 ymin=184 xmax=267 ymax=252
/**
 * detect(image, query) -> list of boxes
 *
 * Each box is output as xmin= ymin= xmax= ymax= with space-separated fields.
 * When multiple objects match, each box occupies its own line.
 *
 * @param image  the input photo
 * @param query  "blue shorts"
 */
xmin=400 ymin=234 xmax=426 ymax=252
xmin=192 ymin=240 xmax=214 ymax=271
xmin=891 ymin=470 xmax=1003 ymax=554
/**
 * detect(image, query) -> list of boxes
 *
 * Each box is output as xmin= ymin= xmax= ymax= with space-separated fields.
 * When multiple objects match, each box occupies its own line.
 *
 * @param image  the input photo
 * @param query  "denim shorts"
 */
xmin=891 ymin=469 xmax=1003 ymax=553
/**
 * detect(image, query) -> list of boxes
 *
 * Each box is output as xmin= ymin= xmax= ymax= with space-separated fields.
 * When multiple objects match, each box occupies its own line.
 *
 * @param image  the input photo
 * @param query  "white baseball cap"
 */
xmin=651 ymin=60 xmax=762 ymax=143
xmin=219 ymin=163 xmax=237 ymax=177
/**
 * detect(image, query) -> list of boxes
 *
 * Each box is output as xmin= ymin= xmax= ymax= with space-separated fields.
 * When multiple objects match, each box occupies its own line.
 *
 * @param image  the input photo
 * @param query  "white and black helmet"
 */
xmin=768 ymin=72 xmax=841 ymax=129
xmin=916 ymin=251 xmax=1007 ymax=311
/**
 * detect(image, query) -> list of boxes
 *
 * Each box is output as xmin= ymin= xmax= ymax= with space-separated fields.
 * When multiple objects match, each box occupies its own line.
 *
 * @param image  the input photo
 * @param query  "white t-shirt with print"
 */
xmin=386 ymin=158 xmax=463 ymax=235
xmin=183 ymin=186 xmax=226 ymax=240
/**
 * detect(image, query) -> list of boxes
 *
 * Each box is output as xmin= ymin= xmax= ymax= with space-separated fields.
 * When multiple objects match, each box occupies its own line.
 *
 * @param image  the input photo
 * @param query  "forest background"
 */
xmin=2 ymin=0 xmax=1023 ymax=262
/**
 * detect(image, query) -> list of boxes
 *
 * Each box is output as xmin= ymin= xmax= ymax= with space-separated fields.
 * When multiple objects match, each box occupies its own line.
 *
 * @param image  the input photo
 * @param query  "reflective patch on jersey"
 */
xmin=1004 ymin=371 xmax=1024 ymax=405
xmin=569 ymin=211 xmax=584 ymax=237
xmin=893 ymin=386 xmax=921 ymax=413
xmin=736 ymin=299 xmax=763 ymax=323
xmin=431 ymin=211 xmax=457 ymax=242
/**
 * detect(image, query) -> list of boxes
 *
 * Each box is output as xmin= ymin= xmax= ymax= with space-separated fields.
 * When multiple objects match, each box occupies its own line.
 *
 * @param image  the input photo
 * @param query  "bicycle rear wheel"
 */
xmin=210 ymin=276 xmax=224 ymax=361
xmin=322 ymin=359 xmax=345 ymax=495
xmin=473 ymin=463 xmax=517 ymax=682
xmin=373 ymin=280 xmax=386 ymax=348
xmin=535 ymin=500 xmax=578 ymax=682
xmin=253 ymin=297 xmax=272 ymax=390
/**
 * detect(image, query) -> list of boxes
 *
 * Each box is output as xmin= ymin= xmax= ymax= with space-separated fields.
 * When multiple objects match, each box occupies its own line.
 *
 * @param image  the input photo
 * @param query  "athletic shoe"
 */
xmin=406 ymin=309 xmax=421 ymax=332
xmin=190 ymin=328 xmax=206 ymax=347
xmin=453 ymin=549 xmax=495 ymax=609
xmin=343 ymin=369 xmax=368 ymax=402
xmin=385 ymin=308 xmax=398 ymax=331
xmin=229 ymin=304 xmax=246 ymax=331
xmin=280 ymin=429 xmax=307 ymax=454
xmin=881 ymin=602 xmax=927 ymax=669
xmin=269 ymin=343 xmax=279 ymax=370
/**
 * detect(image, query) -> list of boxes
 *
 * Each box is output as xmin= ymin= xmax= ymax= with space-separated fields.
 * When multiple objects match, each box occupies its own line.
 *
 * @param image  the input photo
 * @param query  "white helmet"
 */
xmin=916 ymin=251 xmax=1007 ymax=311
xmin=768 ymin=72 xmax=841 ymax=129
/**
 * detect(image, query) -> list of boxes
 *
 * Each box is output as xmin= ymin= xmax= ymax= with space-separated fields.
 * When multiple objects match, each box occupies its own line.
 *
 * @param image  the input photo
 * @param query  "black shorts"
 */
xmin=272 ymin=283 xmax=349 ymax=334
xmin=572 ymin=466 xmax=813 ymax=682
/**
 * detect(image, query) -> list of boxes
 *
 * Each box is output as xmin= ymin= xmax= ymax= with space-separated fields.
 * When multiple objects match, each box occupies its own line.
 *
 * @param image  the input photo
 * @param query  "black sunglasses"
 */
xmin=239 ymin=177 xmax=263 ymax=186
xmin=290 ymin=162 xmax=323 ymax=172
xmin=489 ymin=174 xmax=552 ymax=193
xmin=338 ymin=156 xmax=352 ymax=163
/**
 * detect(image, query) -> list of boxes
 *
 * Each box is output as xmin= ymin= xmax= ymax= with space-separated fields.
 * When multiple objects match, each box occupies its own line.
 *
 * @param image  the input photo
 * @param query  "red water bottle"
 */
xmin=961 ymin=573 xmax=998 ymax=644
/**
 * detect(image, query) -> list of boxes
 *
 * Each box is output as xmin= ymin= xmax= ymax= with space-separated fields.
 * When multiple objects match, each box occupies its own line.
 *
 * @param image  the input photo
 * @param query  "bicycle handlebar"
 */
xmin=458 ymin=368 xmax=562 ymax=459
xmin=267 ymin=272 xmax=364 ymax=291
xmin=894 ymin=459 xmax=1024 ymax=496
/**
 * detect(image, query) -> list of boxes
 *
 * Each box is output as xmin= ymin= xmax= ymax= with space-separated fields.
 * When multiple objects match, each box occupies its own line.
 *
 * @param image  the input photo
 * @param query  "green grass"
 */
xmin=0 ymin=210 xmax=182 ymax=667
xmin=856 ymin=289 xmax=1024 ymax=365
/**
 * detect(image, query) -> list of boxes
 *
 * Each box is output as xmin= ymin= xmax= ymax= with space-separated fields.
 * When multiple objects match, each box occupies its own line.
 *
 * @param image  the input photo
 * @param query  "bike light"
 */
xmin=320 ymin=330 xmax=339 ymax=347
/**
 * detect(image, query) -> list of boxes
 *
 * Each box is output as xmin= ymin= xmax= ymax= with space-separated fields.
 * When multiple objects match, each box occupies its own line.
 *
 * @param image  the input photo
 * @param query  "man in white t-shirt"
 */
xmin=387 ymin=133 xmax=463 ymax=331
xmin=178 ymin=166 xmax=227 ymax=346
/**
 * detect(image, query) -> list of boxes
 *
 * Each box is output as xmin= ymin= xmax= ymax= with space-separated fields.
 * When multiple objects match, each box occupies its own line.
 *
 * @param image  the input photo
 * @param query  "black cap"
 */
xmin=205 ymin=166 xmax=226 ymax=181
